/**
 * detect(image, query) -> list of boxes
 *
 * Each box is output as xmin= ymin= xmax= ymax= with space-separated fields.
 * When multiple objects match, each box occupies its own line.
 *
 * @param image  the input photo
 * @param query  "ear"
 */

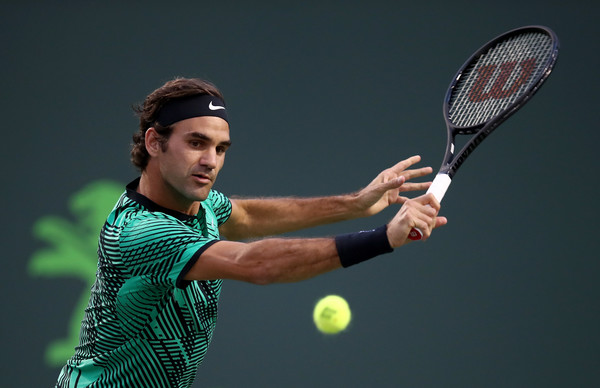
xmin=145 ymin=127 xmax=162 ymax=157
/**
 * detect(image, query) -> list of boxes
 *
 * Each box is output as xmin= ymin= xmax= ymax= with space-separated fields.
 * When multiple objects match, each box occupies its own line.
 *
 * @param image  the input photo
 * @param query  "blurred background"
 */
xmin=2 ymin=1 xmax=599 ymax=387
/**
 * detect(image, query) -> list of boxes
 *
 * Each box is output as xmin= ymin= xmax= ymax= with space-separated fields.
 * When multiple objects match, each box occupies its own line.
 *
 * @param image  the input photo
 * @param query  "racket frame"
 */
xmin=409 ymin=25 xmax=559 ymax=239
xmin=440 ymin=25 xmax=559 ymax=180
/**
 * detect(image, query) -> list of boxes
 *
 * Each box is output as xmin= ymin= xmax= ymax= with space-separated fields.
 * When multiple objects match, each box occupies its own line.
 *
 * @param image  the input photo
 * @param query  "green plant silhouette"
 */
xmin=29 ymin=180 xmax=123 ymax=367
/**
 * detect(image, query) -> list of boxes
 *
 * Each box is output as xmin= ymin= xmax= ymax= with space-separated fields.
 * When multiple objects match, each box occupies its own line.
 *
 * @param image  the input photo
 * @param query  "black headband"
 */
xmin=156 ymin=94 xmax=228 ymax=126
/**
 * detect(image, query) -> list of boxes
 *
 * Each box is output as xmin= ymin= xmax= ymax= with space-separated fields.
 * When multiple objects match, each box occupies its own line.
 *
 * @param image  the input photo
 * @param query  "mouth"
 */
xmin=192 ymin=173 xmax=213 ymax=184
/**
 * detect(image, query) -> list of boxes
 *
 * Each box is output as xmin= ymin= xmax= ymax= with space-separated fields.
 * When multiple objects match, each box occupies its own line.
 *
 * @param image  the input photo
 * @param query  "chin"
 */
xmin=191 ymin=187 xmax=212 ymax=202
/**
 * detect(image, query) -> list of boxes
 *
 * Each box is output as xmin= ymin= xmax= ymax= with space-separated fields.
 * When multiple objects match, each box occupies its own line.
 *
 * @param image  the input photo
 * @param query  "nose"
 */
xmin=200 ymin=148 xmax=218 ymax=170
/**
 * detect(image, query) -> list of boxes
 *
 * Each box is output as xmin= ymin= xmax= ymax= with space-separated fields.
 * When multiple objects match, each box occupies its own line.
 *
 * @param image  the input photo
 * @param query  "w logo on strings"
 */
xmin=469 ymin=58 xmax=537 ymax=102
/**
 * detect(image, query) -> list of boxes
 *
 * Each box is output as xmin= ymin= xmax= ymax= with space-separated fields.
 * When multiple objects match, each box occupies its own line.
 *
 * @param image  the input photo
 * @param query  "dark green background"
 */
xmin=3 ymin=1 xmax=599 ymax=387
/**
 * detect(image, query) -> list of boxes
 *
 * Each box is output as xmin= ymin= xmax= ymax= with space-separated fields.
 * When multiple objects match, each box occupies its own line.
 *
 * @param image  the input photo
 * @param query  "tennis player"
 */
xmin=55 ymin=77 xmax=447 ymax=387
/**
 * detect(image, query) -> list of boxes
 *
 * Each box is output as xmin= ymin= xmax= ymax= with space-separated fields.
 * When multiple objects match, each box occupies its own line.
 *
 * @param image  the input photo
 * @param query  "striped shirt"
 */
xmin=56 ymin=178 xmax=232 ymax=387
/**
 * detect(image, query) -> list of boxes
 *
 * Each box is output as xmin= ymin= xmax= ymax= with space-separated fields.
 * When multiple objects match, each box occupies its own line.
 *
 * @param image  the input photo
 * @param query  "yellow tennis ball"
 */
xmin=313 ymin=295 xmax=352 ymax=334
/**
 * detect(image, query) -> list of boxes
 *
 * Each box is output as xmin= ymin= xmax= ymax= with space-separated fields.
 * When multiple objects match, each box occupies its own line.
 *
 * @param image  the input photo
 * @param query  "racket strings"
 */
xmin=449 ymin=31 xmax=554 ymax=128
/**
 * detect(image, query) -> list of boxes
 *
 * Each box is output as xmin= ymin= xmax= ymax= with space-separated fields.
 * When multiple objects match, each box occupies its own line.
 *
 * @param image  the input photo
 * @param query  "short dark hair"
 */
xmin=130 ymin=77 xmax=226 ymax=171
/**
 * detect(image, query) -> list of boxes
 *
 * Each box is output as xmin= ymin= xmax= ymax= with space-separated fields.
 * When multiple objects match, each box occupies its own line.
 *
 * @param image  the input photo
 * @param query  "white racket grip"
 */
xmin=408 ymin=173 xmax=451 ymax=240
xmin=426 ymin=173 xmax=452 ymax=203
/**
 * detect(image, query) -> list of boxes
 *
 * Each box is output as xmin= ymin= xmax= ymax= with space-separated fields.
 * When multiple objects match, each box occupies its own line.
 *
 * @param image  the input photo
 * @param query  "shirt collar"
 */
xmin=125 ymin=177 xmax=203 ymax=222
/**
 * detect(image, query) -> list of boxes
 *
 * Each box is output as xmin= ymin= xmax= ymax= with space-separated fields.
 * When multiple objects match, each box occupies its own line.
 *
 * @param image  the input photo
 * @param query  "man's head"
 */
xmin=131 ymin=77 xmax=227 ymax=171
xmin=132 ymin=78 xmax=231 ymax=211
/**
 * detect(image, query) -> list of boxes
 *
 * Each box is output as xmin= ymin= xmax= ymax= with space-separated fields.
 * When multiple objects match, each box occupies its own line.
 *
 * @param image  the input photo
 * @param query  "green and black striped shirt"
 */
xmin=57 ymin=178 xmax=232 ymax=387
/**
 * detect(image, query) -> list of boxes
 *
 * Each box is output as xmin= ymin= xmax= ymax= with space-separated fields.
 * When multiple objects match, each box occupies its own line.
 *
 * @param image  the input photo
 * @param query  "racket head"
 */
xmin=445 ymin=25 xmax=559 ymax=132
xmin=439 ymin=26 xmax=559 ymax=176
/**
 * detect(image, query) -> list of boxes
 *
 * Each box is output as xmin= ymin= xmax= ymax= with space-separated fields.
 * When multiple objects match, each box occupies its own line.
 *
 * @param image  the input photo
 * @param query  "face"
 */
xmin=149 ymin=116 xmax=231 ymax=212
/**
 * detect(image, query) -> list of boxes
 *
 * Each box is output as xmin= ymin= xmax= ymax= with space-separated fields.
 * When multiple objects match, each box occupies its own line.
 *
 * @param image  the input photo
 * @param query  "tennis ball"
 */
xmin=313 ymin=295 xmax=352 ymax=334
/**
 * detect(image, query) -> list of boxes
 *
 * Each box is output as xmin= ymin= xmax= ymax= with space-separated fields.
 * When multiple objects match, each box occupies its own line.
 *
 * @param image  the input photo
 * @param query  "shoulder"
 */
xmin=203 ymin=190 xmax=232 ymax=225
xmin=204 ymin=190 xmax=231 ymax=209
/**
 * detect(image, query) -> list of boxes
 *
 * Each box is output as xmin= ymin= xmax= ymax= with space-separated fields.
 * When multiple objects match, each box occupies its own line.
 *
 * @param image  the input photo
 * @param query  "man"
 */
xmin=56 ymin=77 xmax=447 ymax=387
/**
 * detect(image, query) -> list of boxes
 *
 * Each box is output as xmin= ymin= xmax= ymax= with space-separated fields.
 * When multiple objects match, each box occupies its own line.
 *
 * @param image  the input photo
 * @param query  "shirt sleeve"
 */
xmin=119 ymin=212 xmax=216 ymax=288
xmin=206 ymin=190 xmax=232 ymax=226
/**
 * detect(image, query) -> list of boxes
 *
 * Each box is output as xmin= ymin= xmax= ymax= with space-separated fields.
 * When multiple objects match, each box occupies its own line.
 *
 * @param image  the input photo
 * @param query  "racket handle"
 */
xmin=408 ymin=174 xmax=451 ymax=241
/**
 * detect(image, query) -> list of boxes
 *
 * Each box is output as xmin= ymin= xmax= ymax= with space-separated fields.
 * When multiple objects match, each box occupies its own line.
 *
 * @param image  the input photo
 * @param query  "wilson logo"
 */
xmin=469 ymin=58 xmax=536 ymax=102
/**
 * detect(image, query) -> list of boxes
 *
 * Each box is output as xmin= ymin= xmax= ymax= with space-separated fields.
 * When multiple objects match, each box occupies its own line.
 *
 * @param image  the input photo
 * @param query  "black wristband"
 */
xmin=335 ymin=225 xmax=394 ymax=268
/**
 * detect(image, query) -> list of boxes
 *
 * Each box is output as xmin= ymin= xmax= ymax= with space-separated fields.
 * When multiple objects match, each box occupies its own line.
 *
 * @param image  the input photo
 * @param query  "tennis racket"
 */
xmin=409 ymin=25 xmax=559 ymax=240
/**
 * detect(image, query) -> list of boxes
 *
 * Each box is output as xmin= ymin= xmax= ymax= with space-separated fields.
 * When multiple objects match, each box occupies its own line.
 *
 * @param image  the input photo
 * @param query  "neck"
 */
xmin=137 ymin=171 xmax=201 ymax=216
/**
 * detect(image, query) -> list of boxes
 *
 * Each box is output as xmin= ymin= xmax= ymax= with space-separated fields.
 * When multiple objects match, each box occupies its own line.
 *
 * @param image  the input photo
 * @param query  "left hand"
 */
xmin=354 ymin=155 xmax=433 ymax=217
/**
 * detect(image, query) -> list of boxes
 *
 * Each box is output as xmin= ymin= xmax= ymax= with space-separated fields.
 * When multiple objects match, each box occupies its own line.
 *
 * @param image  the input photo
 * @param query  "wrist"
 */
xmin=335 ymin=225 xmax=394 ymax=268
xmin=342 ymin=191 xmax=372 ymax=219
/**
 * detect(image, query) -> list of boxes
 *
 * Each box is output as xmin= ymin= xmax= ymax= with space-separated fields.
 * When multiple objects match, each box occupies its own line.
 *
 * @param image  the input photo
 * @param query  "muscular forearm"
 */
xmin=186 ymin=238 xmax=341 ymax=284
xmin=221 ymin=195 xmax=364 ymax=240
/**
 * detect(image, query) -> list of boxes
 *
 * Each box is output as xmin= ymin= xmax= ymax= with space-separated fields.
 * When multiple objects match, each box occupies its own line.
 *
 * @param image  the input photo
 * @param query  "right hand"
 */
xmin=386 ymin=193 xmax=447 ymax=247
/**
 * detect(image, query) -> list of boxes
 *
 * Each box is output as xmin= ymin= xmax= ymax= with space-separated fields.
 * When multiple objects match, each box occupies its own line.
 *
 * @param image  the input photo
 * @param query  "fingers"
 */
xmin=397 ymin=181 xmax=431 ymax=194
xmin=376 ymin=155 xmax=431 ymax=182
xmin=374 ymin=176 xmax=406 ymax=206
xmin=381 ymin=176 xmax=405 ymax=190
xmin=400 ymin=166 xmax=434 ymax=180
xmin=435 ymin=216 xmax=448 ymax=228
xmin=378 ymin=156 xmax=434 ymax=194
xmin=387 ymin=193 xmax=446 ymax=247
xmin=386 ymin=155 xmax=423 ymax=174
xmin=385 ymin=156 xmax=431 ymax=177
xmin=359 ymin=156 xmax=436 ymax=215
xmin=414 ymin=192 xmax=441 ymax=212
xmin=413 ymin=211 xmax=438 ymax=240
xmin=408 ymin=201 xmax=438 ymax=240
xmin=389 ymin=185 xmax=427 ymax=205
xmin=364 ymin=176 xmax=405 ymax=199
xmin=396 ymin=195 xmax=409 ymax=204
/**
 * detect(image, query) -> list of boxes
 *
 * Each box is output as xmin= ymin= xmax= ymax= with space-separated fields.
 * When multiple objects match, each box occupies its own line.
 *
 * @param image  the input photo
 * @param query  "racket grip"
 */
xmin=408 ymin=174 xmax=451 ymax=241
xmin=408 ymin=227 xmax=424 ymax=240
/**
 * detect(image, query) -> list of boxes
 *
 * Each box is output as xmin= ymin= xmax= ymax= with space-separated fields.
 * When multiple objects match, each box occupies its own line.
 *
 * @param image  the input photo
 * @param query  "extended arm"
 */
xmin=219 ymin=155 xmax=433 ymax=240
xmin=185 ymin=192 xmax=447 ymax=284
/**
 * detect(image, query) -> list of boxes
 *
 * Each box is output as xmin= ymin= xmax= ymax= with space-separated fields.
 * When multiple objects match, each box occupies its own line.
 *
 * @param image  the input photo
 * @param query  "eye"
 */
xmin=189 ymin=140 xmax=204 ymax=148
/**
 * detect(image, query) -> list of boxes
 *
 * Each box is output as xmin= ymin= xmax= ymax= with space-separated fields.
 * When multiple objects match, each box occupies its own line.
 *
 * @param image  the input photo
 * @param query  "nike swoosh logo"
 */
xmin=209 ymin=101 xmax=226 ymax=110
